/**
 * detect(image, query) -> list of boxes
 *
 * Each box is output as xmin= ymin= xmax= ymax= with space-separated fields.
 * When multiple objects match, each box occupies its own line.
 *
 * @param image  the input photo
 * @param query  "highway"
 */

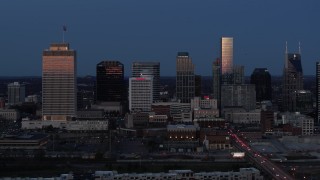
xmin=229 ymin=130 xmax=294 ymax=180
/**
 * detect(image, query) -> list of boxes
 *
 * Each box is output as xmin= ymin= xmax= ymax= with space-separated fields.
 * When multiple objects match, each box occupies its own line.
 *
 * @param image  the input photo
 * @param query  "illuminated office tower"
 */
xmin=176 ymin=52 xmax=195 ymax=103
xmin=282 ymin=43 xmax=303 ymax=112
xmin=221 ymin=37 xmax=233 ymax=75
xmin=96 ymin=61 xmax=124 ymax=102
xmin=132 ymin=62 xmax=160 ymax=101
xmin=42 ymin=43 xmax=77 ymax=121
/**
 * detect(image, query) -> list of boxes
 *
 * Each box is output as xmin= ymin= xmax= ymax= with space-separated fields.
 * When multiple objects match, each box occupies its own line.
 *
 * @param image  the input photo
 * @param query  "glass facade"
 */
xmin=96 ymin=61 xmax=124 ymax=102
xmin=250 ymin=68 xmax=272 ymax=102
xmin=221 ymin=37 xmax=233 ymax=75
xmin=176 ymin=52 xmax=195 ymax=103
xmin=282 ymin=53 xmax=303 ymax=112
xmin=132 ymin=62 xmax=160 ymax=101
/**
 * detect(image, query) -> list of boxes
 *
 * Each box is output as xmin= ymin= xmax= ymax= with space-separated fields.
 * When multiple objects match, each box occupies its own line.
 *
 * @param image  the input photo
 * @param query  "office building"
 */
xmin=129 ymin=76 xmax=153 ymax=112
xmin=317 ymin=62 xmax=320 ymax=124
xmin=294 ymin=90 xmax=313 ymax=115
xmin=42 ymin=43 xmax=77 ymax=121
xmin=132 ymin=62 xmax=160 ymax=102
xmin=282 ymin=44 xmax=303 ymax=112
xmin=212 ymin=58 xmax=221 ymax=101
xmin=221 ymin=37 xmax=233 ymax=75
xmin=250 ymin=68 xmax=272 ymax=102
xmin=96 ymin=61 xmax=124 ymax=102
xmin=7 ymin=82 xmax=25 ymax=106
xmin=221 ymin=84 xmax=256 ymax=111
xmin=176 ymin=52 xmax=195 ymax=103
xmin=232 ymin=65 xmax=244 ymax=84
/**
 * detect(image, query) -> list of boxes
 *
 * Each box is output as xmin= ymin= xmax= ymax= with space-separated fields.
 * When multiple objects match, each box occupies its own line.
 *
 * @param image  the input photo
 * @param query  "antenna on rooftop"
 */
xmin=62 ymin=25 xmax=67 ymax=43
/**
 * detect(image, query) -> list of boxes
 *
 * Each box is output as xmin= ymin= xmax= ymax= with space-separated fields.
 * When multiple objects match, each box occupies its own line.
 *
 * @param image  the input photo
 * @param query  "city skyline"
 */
xmin=0 ymin=1 xmax=319 ymax=77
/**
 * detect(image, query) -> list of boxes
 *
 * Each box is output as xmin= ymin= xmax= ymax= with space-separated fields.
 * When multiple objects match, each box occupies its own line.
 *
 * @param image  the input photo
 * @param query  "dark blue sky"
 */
xmin=1 ymin=0 xmax=320 ymax=76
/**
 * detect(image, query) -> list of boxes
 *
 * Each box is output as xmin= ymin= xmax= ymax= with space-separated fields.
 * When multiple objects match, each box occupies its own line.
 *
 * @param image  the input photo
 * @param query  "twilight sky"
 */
xmin=0 ymin=0 xmax=320 ymax=77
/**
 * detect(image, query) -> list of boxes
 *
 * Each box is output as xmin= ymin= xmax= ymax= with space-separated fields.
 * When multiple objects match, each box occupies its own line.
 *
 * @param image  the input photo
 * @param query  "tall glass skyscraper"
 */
xmin=176 ymin=52 xmax=195 ymax=103
xmin=251 ymin=68 xmax=272 ymax=102
xmin=96 ymin=61 xmax=124 ymax=102
xmin=42 ymin=43 xmax=77 ymax=121
xmin=132 ymin=62 xmax=160 ymax=101
xmin=316 ymin=62 xmax=320 ymax=124
xmin=282 ymin=48 xmax=303 ymax=112
xmin=221 ymin=37 xmax=233 ymax=75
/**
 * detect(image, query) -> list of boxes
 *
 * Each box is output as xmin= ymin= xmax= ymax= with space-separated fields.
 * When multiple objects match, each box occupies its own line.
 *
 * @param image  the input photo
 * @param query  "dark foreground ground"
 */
xmin=0 ymin=158 xmax=251 ymax=178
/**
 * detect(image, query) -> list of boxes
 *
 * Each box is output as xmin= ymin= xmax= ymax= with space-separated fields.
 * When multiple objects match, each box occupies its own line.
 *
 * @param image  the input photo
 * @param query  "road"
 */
xmin=229 ymin=130 xmax=294 ymax=180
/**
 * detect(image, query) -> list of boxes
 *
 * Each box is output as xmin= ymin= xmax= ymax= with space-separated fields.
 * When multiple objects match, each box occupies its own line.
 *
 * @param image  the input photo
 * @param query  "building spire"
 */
xmin=299 ymin=41 xmax=301 ymax=54
xmin=285 ymin=41 xmax=288 ymax=54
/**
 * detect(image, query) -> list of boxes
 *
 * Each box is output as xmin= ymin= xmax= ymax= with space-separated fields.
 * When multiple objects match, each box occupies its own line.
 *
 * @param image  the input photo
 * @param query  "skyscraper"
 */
xmin=195 ymin=75 xmax=202 ymax=97
xmin=282 ymin=44 xmax=303 ymax=112
xmin=316 ymin=62 xmax=320 ymax=124
xmin=42 ymin=43 xmax=77 ymax=121
xmin=132 ymin=62 xmax=160 ymax=101
xmin=176 ymin=52 xmax=195 ymax=103
xmin=221 ymin=37 xmax=233 ymax=75
xmin=129 ymin=76 xmax=153 ymax=112
xmin=221 ymin=84 xmax=256 ymax=111
xmin=212 ymin=58 xmax=221 ymax=101
xmin=250 ymin=68 xmax=272 ymax=102
xmin=232 ymin=65 xmax=244 ymax=85
xmin=96 ymin=61 xmax=124 ymax=102
xmin=8 ymin=82 xmax=25 ymax=106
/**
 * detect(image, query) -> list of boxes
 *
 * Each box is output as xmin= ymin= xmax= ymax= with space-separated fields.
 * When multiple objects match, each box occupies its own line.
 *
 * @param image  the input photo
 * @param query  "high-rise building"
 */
xmin=221 ymin=84 xmax=256 ymax=111
xmin=8 ymin=82 xmax=25 ymax=106
xmin=294 ymin=90 xmax=313 ymax=115
xmin=129 ymin=76 xmax=153 ymax=112
xmin=195 ymin=75 xmax=202 ymax=97
xmin=96 ymin=61 xmax=124 ymax=102
xmin=132 ymin=62 xmax=160 ymax=102
xmin=212 ymin=58 xmax=221 ymax=101
xmin=282 ymin=45 xmax=303 ymax=112
xmin=250 ymin=68 xmax=272 ymax=102
xmin=221 ymin=37 xmax=233 ymax=75
xmin=176 ymin=52 xmax=195 ymax=103
xmin=42 ymin=43 xmax=77 ymax=121
xmin=232 ymin=65 xmax=244 ymax=84
xmin=317 ymin=62 xmax=320 ymax=124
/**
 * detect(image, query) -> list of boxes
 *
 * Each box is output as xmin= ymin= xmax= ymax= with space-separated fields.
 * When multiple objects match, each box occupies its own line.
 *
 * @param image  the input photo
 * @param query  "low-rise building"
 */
xmin=280 ymin=112 xmax=314 ymax=135
xmin=93 ymin=168 xmax=263 ymax=180
xmin=0 ymin=109 xmax=20 ymax=121
xmin=167 ymin=124 xmax=199 ymax=152
xmin=224 ymin=108 xmax=261 ymax=124
xmin=21 ymin=119 xmax=108 ymax=131
xmin=0 ymin=133 xmax=49 ymax=150
xmin=200 ymin=129 xmax=231 ymax=150
xmin=194 ymin=118 xmax=226 ymax=129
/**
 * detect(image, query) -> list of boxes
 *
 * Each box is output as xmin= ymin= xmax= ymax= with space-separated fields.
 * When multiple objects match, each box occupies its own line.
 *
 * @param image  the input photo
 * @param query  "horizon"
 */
xmin=1 ymin=1 xmax=320 ymax=77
